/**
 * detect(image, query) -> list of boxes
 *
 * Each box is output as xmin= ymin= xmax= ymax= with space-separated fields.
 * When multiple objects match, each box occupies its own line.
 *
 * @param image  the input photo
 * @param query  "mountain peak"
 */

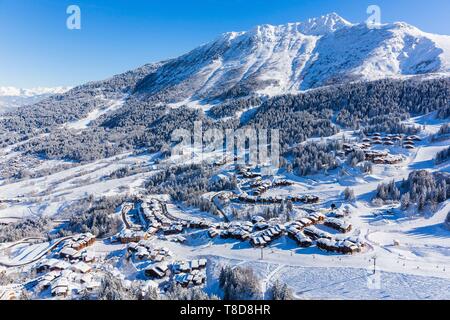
xmin=247 ymin=12 xmax=353 ymax=37
xmin=298 ymin=12 xmax=353 ymax=35
xmin=135 ymin=13 xmax=449 ymax=102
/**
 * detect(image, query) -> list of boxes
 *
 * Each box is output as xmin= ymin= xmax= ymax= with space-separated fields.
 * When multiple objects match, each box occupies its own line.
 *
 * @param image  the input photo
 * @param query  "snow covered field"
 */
xmin=0 ymin=112 xmax=449 ymax=300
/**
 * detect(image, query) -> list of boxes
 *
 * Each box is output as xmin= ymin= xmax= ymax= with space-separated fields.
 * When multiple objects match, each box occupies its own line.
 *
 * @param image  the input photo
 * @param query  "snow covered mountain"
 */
xmin=135 ymin=12 xmax=450 ymax=102
xmin=0 ymin=86 xmax=71 ymax=113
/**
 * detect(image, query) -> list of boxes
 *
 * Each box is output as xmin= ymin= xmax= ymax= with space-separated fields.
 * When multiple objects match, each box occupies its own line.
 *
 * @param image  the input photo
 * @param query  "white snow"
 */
xmin=135 ymin=13 xmax=450 ymax=104
xmin=64 ymin=95 xmax=128 ymax=130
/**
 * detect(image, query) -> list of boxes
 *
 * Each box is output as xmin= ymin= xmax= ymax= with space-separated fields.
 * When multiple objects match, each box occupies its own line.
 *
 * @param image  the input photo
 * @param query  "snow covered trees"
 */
xmin=373 ymin=171 xmax=449 ymax=212
xmin=343 ymin=187 xmax=356 ymax=202
xmin=287 ymin=141 xmax=341 ymax=176
xmin=375 ymin=170 xmax=450 ymax=212
xmin=403 ymin=170 xmax=449 ymax=211
xmin=97 ymin=273 xmax=137 ymax=300
xmin=166 ymin=284 xmax=218 ymax=300
xmin=401 ymin=192 xmax=411 ymax=210
xmin=219 ymin=266 xmax=261 ymax=300
xmin=2 ymin=75 xmax=448 ymax=166
xmin=0 ymin=217 xmax=52 ymax=242
xmin=435 ymin=147 xmax=450 ymax=165
xmin=374 ymin=180 xmax=401 ymax=203
xmin=267 ymin=280 xmax=294 ymax=300
xmin=58 ymin=196 xmax=126 ymax=238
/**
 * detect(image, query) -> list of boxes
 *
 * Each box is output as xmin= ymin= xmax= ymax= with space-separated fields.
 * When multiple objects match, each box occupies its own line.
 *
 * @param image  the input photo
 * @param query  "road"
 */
xmin=0 ymin=236 xmax=72 ymax=268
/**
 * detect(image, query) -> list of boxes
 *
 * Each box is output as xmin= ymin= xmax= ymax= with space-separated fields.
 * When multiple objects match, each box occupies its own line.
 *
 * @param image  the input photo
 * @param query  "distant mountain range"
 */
xmin=0 ymin=86 xmax=71 ymax=113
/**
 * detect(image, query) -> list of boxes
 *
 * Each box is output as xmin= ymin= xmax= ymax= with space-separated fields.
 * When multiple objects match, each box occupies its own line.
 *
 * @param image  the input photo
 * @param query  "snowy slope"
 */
xmin=135 ymin=13 xmax=450 ymax=102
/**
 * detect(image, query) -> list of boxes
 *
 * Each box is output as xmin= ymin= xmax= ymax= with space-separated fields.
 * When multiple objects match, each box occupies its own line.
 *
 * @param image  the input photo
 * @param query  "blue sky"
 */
xmin=1 ymin=0 xmax=449 ymax=87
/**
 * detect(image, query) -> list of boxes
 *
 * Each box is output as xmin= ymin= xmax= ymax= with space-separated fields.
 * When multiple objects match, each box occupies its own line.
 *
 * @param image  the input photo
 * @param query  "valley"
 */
xmin=0 ymin=12 xmax=449 ymax=301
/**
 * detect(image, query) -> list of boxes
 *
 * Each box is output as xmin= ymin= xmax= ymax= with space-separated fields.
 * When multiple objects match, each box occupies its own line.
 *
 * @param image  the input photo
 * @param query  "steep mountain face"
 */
xmin=0 ymin=86 xmax=71 ymax=113
xmin=134 ymin=13 xmax=450 ymax=103
xmin=1 ymin=13 xmax=449 ymax=159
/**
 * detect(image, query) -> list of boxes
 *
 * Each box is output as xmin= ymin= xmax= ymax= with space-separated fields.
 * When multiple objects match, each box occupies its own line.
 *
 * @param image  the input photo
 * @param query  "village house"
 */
xmin=50 ymin=277 xmax=70 ymax=297
xmin=145 ymin=262 xmax=169 ymax=278
xmin=303 ymin=226 xmax=333 ymax=240
xmin=117 ymin=229 xmax=150 ymax=243
xmin=324 ymin=217 xmax=352 ymax=233
xmin=71 ymin=261 xmax=92 ymax=274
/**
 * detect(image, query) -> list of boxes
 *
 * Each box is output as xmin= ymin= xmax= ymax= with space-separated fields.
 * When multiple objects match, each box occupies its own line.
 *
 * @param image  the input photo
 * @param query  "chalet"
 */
xmin=365 ymin=150 xmax=388 ymax=160
xmin=51 ymin=260 xmax=71 ymax=272
xmin=174 ymin=273 xmax=191 ymax=287
xmin=172 ymin=259 xmax=207 ymax=274
xmin=273 ymin=179 xmax=293 ymax=187
xmin=51 ymin=277 xmax=69 ymax=297
xmin=303 ymin=195 xmax=320 ymax=204
xmin=305 ymin=216 xmax=319 ymax=224
xmin=59 ymin=247 xmax=79 ymax=260
xmin=372 ymin=157 xmax=384 ymax=164
xmin=231 ymin=228 xmax=250 ymax=240
xmin=324 ymin=218 xmax=352 ymax=233
xmin=219 ymin=230 xmax=231 ymax=239
xmin=136 ymin=246 xmax=150 ymax=260
xmin=408 ymin=135 xmax=421 ymax=141
xmin=145 ymin=262 xmax=168 ymax=278
xmin=303 ymin=226 xmax=332 ymax=240
xmin=81 ymin=251 xmax=96 ymax=263
xmin=317 ymin=238 xmax=361 ymax=254
xmin=163 ymin=224 xmax=184 ymax=235
xmin=37 ymin=271 xmax=60 ymax=291
xmin=339 ymin=240 xmax=360 ymax=254
xmin=241 ymin=221 xmax=254 ymax=231
xmin=316 ymin=238 xmax=339 ymax=252
xmin=251 ymin=216 xmax=265 ymax=224
xmin=293 ymin=232 xmax=313 ymax=247
xmin=385 ymin=155 xmax=403 ymax=164
xmin=118 ymin=229 xmax=149 ymax=243
xmin=36 ymin=258 xmax=59 ymax=273
xmin=174 ymin=270 xmax=206 ymax=287
xmin=254 ymin=221 xmax=269 ymax=230
xmin=298 ymin=217 xmax=313 ymax=227
xmin=71 ymin=262 xmax=91 ymax=274
xmin=127 ymin=242 xmax=139 ymax=252
xmin=309 ymin=212 xmax=326 ymax=222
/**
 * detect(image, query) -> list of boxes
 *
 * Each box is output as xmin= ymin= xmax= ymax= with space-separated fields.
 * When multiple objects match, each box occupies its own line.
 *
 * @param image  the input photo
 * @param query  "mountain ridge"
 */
xmin=132 ymin=13 xmax=450 ymax=104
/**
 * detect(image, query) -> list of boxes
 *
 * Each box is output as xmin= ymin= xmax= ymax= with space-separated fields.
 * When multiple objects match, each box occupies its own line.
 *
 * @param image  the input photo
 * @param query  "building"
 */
xmin=117 ymin=229 xmax=149 ymax=243
xmin=324 ymin=218 xmax=352 ymax=233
